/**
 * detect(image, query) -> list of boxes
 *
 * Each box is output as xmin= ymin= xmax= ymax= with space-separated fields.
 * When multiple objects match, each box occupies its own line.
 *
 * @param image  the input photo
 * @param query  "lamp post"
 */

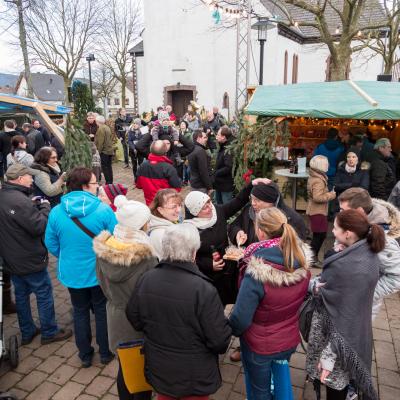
xmin=85 ymin=53 xmax=95 ymax=99
xmin=252 ymin=17 xmax=275 ymax=85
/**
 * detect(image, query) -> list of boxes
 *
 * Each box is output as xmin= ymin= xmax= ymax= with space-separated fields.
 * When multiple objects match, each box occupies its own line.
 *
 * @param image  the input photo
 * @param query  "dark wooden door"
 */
xmin=171 ymin=90 xmax=193 ymax=120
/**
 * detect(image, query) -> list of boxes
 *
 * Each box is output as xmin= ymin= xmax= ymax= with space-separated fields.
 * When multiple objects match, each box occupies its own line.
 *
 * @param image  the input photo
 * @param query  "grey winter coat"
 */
xmin=367 ymin=198 xmax=400 ymax=316
xmin=93 ymin=231 xmax=158 ymax=352
xmin=306 ymin=240 xmax=379 ymax=399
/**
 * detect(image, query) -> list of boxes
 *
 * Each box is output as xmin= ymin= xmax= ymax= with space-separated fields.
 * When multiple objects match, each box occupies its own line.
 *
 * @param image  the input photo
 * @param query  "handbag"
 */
xmin=117 ymin=340 xmax=152 ymax=394
xmin=71 ymin=217 xmax=96 ymax=239
xmin=298 ymin=293 xmax=317 ymax=343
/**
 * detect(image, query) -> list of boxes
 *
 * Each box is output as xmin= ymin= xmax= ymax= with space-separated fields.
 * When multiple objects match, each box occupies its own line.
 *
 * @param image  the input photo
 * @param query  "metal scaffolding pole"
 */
xmin=235 ymin=0 xmax=251 ymax=113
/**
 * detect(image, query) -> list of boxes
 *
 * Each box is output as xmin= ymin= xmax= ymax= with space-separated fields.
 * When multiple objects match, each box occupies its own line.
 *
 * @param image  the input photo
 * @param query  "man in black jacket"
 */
xmin=23 ymin=123 xmax=45 ymax=156
xmin=0 ymin=164 xmax=72 ymax=345
xmin=32 ymin=120 xmax=51 ymax=146
xmin=126 ymin=223 xmax=231 ymax=398
xmin=214 ymin=126 xmax=234 ymax=204
xmin=0 ymin=119 xmax=18 ymax=180
xmin=228 ymin=182 xmax=307 ymax=247
xmin=366 ymin=138 xmax=396 ymax=200
xmin=188 ymin=129 xmax=213 ymax=193
xmin=114 ymin=108 xmax=133 ymax=168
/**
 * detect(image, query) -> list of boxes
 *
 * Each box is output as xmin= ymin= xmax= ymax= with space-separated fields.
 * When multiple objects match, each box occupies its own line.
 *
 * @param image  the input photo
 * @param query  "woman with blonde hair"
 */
xmin=307 ymin=155 xmax=336 ymax=262
xmin=229 ymin=207 xmax=312 ymax=400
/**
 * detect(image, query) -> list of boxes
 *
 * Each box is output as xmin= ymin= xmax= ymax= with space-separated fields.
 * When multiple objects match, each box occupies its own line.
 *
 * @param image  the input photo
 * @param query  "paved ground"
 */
xmin=1 ymin=162 xmax=400 ymax=399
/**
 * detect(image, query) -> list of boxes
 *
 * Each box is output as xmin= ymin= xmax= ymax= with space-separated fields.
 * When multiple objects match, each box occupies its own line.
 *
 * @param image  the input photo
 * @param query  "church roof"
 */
xmin=261 ymin=0 xmax=386 ymax=42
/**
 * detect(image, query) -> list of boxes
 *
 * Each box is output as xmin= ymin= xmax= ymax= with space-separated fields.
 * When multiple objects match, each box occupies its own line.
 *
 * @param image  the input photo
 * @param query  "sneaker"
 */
xmin=100 ymin=353 xmax=115 ymax=365
xmin=41 ymin=328 xmax=73 ymax=345
xmin=21 ymin=327 xmax=41 ymax=346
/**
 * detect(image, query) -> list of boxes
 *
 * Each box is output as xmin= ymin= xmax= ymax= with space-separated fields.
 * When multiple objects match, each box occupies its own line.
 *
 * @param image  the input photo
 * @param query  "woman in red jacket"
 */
xmin=229 ymin=207 xmax=312 ymax=400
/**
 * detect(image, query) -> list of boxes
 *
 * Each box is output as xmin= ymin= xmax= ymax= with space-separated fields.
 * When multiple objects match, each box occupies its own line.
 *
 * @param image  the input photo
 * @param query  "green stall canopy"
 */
xmin=245 ymin=80 xmax=400 ymax=120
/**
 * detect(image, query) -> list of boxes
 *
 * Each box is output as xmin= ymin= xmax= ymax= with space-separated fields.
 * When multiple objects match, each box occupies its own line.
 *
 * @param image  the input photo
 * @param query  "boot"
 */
xmin=3 ymin=271 xmax=16 ymax=314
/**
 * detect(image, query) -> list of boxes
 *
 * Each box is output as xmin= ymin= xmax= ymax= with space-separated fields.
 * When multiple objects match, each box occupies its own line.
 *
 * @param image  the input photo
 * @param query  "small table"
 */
xmin=274 ymin=168 xmax=309 ymax=210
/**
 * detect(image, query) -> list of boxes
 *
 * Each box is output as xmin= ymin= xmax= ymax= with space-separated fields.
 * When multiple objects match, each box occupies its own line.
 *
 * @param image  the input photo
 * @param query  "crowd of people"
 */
xmin=1 ymin=107 xmax=400 ymax=400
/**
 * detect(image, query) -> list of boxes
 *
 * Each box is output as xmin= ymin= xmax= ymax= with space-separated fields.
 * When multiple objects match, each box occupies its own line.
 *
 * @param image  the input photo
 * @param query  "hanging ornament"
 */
xmin=212 ymin=7 xmax=221 ymax=24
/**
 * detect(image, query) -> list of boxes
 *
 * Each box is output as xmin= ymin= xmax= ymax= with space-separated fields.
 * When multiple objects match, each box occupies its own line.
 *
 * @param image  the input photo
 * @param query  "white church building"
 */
xmin=135 ymin=0 xmax=385 ymax=119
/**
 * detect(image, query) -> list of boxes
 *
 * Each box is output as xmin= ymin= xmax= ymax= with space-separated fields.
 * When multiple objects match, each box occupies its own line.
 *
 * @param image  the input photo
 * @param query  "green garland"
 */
xmin=227 ymin=113 xmax=290 ymax=189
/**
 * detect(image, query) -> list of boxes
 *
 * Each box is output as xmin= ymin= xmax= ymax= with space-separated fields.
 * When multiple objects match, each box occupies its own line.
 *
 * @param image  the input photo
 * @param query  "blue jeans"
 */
xmin=11 ymin=269 xmax=58 ymax=341
xmin=68 ymin=285 xmax=111 ymax=362
xmin=240 ymin=339 xmax=296 ymax=400
xmin=215 ymin=190 xmax=233 ymax=205
xmin=183 ymin=163 xmax=190 ymax=182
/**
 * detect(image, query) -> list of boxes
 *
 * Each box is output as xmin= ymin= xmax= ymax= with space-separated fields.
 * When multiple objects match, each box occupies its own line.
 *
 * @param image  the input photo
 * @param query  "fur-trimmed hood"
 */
xmin=370 ymin=198 xmax=400 ymax=239
xmin=245 ymin=242 xmax=313 ymax=287
xmin=94 ymin=231 xmax=156 ymax=283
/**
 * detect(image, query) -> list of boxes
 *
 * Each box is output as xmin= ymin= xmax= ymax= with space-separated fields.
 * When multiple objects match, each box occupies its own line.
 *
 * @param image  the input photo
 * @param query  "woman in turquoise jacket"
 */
xmin=45 ymin=167 xmax=117 ymax=368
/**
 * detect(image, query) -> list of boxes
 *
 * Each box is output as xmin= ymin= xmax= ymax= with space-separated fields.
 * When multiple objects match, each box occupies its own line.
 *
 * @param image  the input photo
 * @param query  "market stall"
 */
xmin=246 ymin=80 xmax=400 ymax=154
xmin=244 ymin=80 xmax=400 ymax=209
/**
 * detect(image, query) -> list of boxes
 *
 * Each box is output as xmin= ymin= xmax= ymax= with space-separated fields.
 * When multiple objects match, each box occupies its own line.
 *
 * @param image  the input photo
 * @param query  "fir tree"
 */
xmin=71 ymin=80 xmax=96 ymax=123
xmin=61 ymin=115 xmax=93 ymax=173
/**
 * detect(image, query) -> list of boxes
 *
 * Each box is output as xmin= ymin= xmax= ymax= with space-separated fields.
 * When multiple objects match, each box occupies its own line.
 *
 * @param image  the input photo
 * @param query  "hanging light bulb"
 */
xmin=294 ymin=21 xmax=299 ymax=28
xmin=335 ymin=26 xmax=340 ymax=35
xmin=357 ymin=30 xmax=362 ymax=37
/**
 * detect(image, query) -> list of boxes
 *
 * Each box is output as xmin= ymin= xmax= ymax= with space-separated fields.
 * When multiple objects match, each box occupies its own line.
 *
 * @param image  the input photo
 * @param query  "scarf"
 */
xmin=319 ymin=239 xmax=379 ymax=400
xmin=47 ymin=163 xmax=61 ymax=174
xmin=185 ymin=204 xmax=218 ymax=230
xmin=345 ymin=164 xmax=357 ymax=174
xmin=113 ymin=224 xmax=153 ymax=248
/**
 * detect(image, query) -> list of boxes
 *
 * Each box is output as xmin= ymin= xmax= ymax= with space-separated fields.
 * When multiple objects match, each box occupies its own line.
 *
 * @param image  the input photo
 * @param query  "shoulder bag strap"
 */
xmin=71 ymin=217 xmax=96 ymax=239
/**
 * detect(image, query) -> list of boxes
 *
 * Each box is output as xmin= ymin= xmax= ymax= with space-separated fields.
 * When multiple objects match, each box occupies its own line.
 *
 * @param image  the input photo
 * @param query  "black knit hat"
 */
xmin=251 ymin=184 xmax=279 ymax=204
xmin=346 ymin=146 xmax=361 ymax=159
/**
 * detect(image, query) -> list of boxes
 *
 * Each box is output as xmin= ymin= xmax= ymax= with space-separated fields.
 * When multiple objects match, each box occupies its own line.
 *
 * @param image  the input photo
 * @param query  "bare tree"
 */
xmin=3 ymin=0 xmax=33 ymax=97
xmin=263 ymin=0 xmax=389 ymax=80
xmin=24 ymin=0 xmax=103 ymax=104
xmin=97 ymin=0 xmax=143 ymax=107
xmin=93 ymin=67 xmax=117 ymax=116
xmin=354 ymin=0 xmax=400 ymax=74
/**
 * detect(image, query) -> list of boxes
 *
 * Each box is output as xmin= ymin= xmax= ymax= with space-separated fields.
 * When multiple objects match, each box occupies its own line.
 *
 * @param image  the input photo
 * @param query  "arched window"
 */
xmin=222 ymin=92 xmax=229 ymax=109
xmin=292 ymin=54 xmax=298 ymax=84
xmin=284 ymin=51 xmax=288 ymax=85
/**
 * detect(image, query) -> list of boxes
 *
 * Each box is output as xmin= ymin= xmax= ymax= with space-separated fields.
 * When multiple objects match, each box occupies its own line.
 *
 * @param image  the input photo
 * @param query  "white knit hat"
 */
xmin=184 ymin=191 xmax=210 ymax=216
xmin=114 ymin=195 xmax=151 ymax=229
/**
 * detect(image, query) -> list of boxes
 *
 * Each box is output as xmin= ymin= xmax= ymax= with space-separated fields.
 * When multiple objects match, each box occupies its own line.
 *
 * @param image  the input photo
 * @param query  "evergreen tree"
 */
xmin=61 ymin=115 xmax=92 ymax=173
xmin=72 ymin=80 xmax=96 ymax=123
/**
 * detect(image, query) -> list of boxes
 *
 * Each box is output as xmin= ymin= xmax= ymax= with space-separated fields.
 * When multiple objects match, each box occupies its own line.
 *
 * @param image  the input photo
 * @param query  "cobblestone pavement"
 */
xmin=1 ymin=162 xmax=400 ymax=399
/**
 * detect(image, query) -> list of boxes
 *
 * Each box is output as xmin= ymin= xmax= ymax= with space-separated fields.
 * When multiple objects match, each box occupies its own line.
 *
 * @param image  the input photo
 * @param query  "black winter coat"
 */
xmin=188 ymin=143 xmax=213 ymax=190
xmin=228 ymin=201 xmax=307 ymax=247
xmin=0 ymin=183 xmax=50 ymax=275
xmin=333 ymin=162 xmax=370 ymax=196
xmin=367 ymin=150 xmax=396 ymax=200
xmin=135 ymin=132 xmax=194 ymax=161
xmin=213 ymin=138 xmax=234 ymax=192
xmin=114 ymin=115 xmax=133 ymax=140
xmin=126 ymin=261 xmax=231 ymax=397
xmin=186 ymin=184 xmax=253 ymax=304
xmin=0 ymin=130 xmax=18 ymax=167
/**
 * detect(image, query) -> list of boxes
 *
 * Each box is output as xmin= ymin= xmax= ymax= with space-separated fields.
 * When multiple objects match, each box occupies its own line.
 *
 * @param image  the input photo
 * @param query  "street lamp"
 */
xmin=252 ymin=17 xmax=275 ymax=85
xmin=85 ymin=53 xmax=95 ymax=99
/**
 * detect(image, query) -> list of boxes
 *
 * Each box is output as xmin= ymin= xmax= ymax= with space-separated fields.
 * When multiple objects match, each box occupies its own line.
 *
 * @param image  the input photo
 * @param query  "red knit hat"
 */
xmin=103 ymin=184 xmax=128 ymax=211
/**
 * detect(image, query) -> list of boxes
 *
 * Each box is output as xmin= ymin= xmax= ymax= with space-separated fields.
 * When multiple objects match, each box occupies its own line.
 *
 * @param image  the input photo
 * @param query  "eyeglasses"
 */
xmin=88 ymin=181 xmax=99 ymax=185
